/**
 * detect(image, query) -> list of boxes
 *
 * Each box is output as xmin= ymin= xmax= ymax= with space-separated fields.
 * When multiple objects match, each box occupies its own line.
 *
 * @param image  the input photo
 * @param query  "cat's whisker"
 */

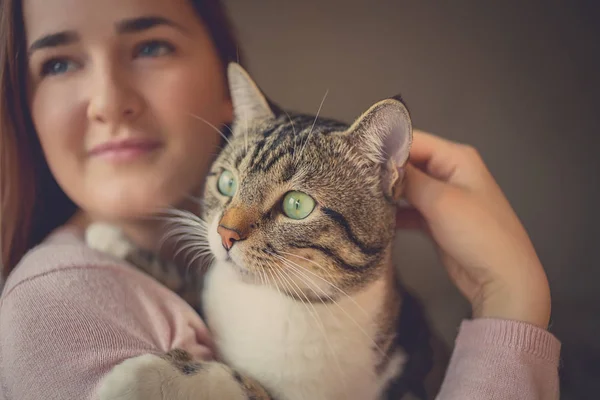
xmin=269 ymin=266 xmax=298 ymax=327
xmin=266 ymin=261 xmax=286 ymax=294
xmin=157 ymin=230 xmax=184 ymax=255
xmin=263 ymin=267 xmax=271 ymax=289
xmin=156 ymin=216 xmax=209 ymax=239
xmin=278 ymin=251 xmax=374 ymax=320
xmin=273 ymin=252 xmax=333 ymax=290
xmin=177 ymin=246 xmax=195 ymax=267
xmin=159 ymin=217 xmax=211 ymax=260
xmin=235 ymin=46 xmax=249 ymax=154
xmin=162 ymin=216 xmax=209 ymax=233
xmin=158 ymin=207 xmax=208 ymax=224
xmin=161 ymin=227 xmax=208 ymax=249
xmin=272 ymin=263 xmax=328 ymax=336
xmin=274 ymin=256 xmax=349 ymax=335
xmin=164 ymin=218 xmax=208 ymax=231
xmin=268 ymin=252 xmax=385 ymax=357
xmin=162 ymin=226 xmax=209 ymax=241
xmin=276 ymin=251 xmax=336 ymax=282
xmin=160 ymin=237 xmax=207 ymax=259
xmin=283 ymin=110 xmax=297 ymax=157
xmin=279 ymin=262 xmax=382 ymax=379
xmin=271 ymin=266 xmax=313 ymax=325
xmin=273 ymin=263 xmax=318 ymax=318
xmin=286 ymin=264 xmax=386 ymax=358
xmin=284 ymin=110 xmax=296 ymax=136
xmin=277 ymin=250 xmax=337 ymax=280
xmin=296 ymin=89 xmax=329 ymax=165
xmin=171 ymin=235 xmax=209 ymax=245
xmin=274 ymin=263 xmax=349 ymax=392
xmin=244 ymin=108 xmax=249 ymax=154
xmin=185 ymin=248 xmax=213 ymax=263
xmin=186 ymin=248 xmax=214 ymax=272
xmin=276 ymin=255 xmax=372 ymax=320
xmin=188 ymin=112 xmax=232 ymax=146
xmin=272 ymin=255 xmax=345 ymax=317
xmin=265 ymin=261 xmax=284 ymax=297
xmin=259 ymin=267 xmax=267 ymax=288
xmin=256 ymin=265 xmax=266 ymax=287
xmin=173 ymin=241 xmax=208 ymax=264
xmin=183 ymin=193 xmax=207 ymax=208
xmin=169 ymin=232 xmax=206 ymax=248
xmin=164 ymin=228 xmax=208 ymax=242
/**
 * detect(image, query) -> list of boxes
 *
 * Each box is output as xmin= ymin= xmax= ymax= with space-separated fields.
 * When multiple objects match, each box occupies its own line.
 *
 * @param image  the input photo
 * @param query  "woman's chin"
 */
xmin=83 ymin=189 xmax=180 ymax=222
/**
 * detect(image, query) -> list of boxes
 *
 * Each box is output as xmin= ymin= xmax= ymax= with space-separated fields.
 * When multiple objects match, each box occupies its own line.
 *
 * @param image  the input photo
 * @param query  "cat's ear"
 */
xmin=227 ymin=63 xmax=275 ymax=125
xmin=346 ymin=96 xmax=413 ymax=202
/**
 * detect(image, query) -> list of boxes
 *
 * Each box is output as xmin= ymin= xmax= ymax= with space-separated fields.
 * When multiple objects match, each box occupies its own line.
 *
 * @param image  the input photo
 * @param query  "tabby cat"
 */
xmin=89 ymin=63 xmax=441 ymax=400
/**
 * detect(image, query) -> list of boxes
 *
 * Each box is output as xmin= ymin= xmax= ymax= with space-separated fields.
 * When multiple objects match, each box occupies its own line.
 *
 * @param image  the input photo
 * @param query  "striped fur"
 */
xmin=90 ymin=63 xmax=444 ymax=400
xmin=199 ymin=64 xmax=438 ymax=399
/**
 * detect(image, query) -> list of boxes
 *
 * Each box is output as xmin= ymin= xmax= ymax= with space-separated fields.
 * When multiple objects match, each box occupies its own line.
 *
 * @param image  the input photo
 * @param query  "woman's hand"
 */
xmin=396 ymin=130 xmax=551 ymax=329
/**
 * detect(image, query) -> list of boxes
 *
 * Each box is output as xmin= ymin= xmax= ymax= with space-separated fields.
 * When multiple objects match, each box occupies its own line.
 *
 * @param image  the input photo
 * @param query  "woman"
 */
xmin=0 ymin=0 xmax=560 ymax=398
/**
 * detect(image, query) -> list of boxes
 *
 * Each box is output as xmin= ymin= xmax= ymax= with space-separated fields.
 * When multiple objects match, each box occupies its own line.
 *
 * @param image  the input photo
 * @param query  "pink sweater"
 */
xmin=0 ymin=228 xmax=561 ymax=399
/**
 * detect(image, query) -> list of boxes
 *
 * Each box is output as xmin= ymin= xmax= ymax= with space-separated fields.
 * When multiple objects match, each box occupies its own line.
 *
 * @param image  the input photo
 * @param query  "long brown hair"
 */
xmin=0 ymin=0 xmax=243 ymax=280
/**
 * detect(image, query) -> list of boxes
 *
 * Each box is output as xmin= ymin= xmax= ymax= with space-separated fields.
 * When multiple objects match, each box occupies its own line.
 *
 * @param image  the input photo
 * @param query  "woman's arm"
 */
xmin=437 ymin=319 xmax=560 ymax=399
xmin=396 ymin=130 xmax=560 ymax=398
xmin=0 ymin=264 xmax=211 ymax=400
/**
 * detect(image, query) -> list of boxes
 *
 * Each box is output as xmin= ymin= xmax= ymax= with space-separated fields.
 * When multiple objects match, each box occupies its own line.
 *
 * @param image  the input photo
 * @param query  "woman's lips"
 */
xmin=88 ymin=138 xmax=162 ymax=162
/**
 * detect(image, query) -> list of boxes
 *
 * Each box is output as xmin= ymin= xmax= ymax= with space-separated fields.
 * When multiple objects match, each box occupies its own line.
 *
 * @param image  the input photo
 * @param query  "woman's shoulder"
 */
xmin=0 ymin=225 xmax=205 ymax=332
xmin=1 ymin=225 xmax=133 ymax=297
xmin=0 ymin=224 xmax=212 ymax=353
xmin=0 ymin=229 xmax=214 ymax=399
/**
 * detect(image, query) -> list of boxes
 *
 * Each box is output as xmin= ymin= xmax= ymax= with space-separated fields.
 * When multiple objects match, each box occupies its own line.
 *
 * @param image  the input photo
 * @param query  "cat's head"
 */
xmin=202 ymin=63 xmax=412 ymax=299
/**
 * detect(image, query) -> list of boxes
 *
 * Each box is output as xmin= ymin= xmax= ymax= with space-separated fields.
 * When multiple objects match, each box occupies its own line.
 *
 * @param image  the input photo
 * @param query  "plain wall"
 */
xmin=223 ymin=1 xmax=600 ymax=398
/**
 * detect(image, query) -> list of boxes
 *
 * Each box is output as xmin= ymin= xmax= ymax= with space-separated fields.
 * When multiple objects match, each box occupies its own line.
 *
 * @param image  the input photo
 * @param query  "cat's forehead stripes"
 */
xmin=230 ymin=113 xmax=349 ymax=176
xmin=246 ymin=122 xmax=292 ymax=173
xmin=205 ymin=64 xmax=413 ymax=300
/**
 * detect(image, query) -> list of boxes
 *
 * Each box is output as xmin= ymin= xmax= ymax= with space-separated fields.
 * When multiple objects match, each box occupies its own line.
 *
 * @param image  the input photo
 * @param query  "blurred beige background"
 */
xmin=224 ymin=1 xmax=599 ymax=398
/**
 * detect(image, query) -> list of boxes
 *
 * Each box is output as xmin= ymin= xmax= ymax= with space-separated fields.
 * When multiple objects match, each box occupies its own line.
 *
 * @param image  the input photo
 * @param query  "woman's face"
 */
xmin=24 ymin=0 xmax=233 ymax=222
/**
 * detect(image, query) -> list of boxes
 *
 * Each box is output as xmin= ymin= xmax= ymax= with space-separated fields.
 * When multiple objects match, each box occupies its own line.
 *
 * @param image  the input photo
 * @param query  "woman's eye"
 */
xmin=40 ymin=59 xmax=76 ymax=77
xmin=282 ymin=191 xmax=316 ymax=220
xmin=136 ymin=40 xmax=174 ymax=58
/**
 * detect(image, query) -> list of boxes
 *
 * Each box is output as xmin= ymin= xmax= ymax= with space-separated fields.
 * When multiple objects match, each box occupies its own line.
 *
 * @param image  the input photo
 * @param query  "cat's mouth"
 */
xmin=222 ymin=253 xmax=263 ymax=285
xmin=209 ymin=239 xmax=257 ymax=283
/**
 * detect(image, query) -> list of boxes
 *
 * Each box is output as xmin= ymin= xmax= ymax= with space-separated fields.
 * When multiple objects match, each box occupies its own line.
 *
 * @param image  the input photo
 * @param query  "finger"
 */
xmin=409 ymin=130 xmax=461 ymax=182
xmin=403 ymin=163 xmax=455 ymax=219
xmin=410 ymin=130 xmax=492 ymax=190
xmin=395 ymin=207 xmax=426 ymax=230
xmin=409 ymin=130 xmax=457 ymax=165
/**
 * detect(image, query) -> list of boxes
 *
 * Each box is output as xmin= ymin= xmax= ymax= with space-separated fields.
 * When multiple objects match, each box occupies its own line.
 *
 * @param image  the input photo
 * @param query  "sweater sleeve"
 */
xmin=436 ymin=318 xmax=561 ymax=400
xmin=0 ymin=266 xmax=213 ymax=400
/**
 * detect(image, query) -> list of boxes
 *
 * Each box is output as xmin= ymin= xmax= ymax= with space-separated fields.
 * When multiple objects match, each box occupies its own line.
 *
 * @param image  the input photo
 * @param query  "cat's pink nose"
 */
xmin=217 ymin=225 xmax=241 ymax=250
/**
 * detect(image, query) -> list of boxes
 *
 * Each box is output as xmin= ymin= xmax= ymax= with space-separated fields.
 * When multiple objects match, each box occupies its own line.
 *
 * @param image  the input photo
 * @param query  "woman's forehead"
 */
xmin=22 ymin=0 xmax=200 ymax=46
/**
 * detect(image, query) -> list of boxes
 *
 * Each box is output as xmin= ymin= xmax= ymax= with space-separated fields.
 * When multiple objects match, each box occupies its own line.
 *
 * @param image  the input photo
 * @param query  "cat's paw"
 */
xmin=98 ymin=350 xmax=271 ymax=400
xmin=85 ymin=222 xmax=134 ymax=260
xmin=98 ymin=354 xmax=167 ymax=400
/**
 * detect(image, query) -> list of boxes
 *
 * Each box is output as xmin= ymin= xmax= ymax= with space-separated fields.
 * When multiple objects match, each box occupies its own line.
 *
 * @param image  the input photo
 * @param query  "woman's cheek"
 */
xmin=32 ymin=82 xmax=88 ymax=155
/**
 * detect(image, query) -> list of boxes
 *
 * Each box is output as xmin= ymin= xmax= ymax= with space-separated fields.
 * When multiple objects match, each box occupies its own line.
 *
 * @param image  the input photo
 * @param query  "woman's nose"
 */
xmin=86 ymin=64 xmax=144 ymax=126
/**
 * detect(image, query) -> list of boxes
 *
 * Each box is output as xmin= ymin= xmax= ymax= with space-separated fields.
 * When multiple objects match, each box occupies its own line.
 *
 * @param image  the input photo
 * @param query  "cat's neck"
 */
xmin=204 ymin=253 xmax=398 ymax=328
xmin=202 ymin=256 xmax=402 ymax=400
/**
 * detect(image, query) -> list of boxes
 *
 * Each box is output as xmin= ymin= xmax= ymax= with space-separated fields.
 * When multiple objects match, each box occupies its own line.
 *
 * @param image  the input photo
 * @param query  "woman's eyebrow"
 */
xmin=27 ymin=15 xmax=187 ymax=56
xmin=115 ymin=15 xmax=188 ymax=35
xmin=28 ymin=31 xmax=78 ymax=55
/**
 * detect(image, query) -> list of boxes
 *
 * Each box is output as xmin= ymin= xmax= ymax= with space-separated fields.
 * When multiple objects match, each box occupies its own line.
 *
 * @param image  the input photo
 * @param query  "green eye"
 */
xmin=217 ymin=170 xmax=237 ymax=197
xmin=282 ymin=191 xmax=316 ymax=220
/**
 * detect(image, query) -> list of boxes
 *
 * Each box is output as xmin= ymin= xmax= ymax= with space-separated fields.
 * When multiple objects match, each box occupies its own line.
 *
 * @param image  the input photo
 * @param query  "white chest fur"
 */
xmin=202 ymin=262 xmax=406 ymax=400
